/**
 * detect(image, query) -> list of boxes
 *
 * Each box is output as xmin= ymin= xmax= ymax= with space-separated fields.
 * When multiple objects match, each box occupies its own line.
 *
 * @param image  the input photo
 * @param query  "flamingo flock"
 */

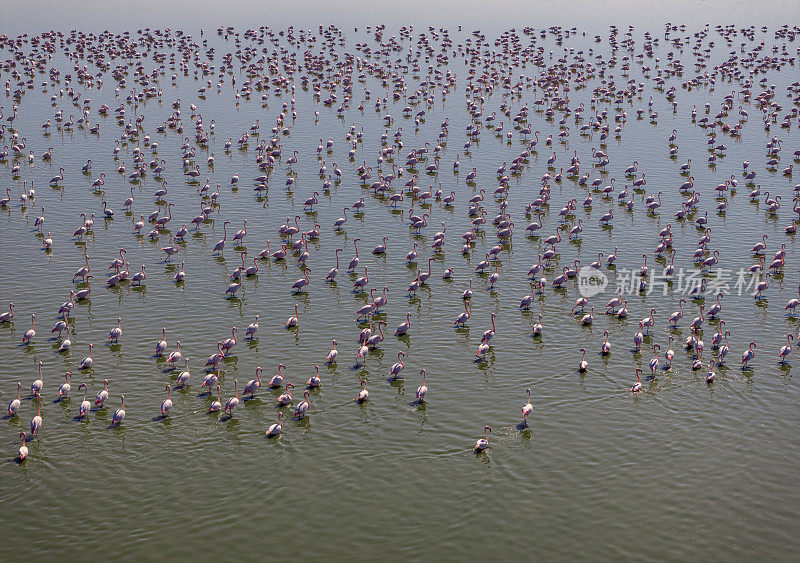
xmin=1 ymin=22 xmax=800 ymax=461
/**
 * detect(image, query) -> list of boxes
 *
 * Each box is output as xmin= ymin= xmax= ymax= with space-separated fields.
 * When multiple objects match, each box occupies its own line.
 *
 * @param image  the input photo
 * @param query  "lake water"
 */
xmin=1 ymin=2 xmax=799 ymax=559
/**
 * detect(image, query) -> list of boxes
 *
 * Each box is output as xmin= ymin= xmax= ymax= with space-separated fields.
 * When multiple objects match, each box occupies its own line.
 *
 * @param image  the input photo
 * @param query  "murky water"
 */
xmin=1 ymin=2 xmax=799 ymax=559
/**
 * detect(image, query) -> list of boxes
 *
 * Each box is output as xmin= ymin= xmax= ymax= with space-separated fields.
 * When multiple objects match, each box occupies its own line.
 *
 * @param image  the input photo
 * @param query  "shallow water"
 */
xmin=1 ymin=3 xmax=799 ymax=559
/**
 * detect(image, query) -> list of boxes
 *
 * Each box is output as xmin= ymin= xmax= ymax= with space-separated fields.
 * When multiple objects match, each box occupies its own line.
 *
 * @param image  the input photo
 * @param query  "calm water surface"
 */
xmin=0 ymin=2 xmax=799 ymax=559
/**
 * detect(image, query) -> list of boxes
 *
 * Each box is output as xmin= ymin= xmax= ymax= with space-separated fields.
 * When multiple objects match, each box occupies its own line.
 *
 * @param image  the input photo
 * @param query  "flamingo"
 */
xmin=243 ymin=367 xmax=263 ymax=398
xmin=631 ymin=369 xmax=643 ymax=393
xmin=307 ymin=365 xmax=321 ymax=388
xmin=277 ymin=382 xmax=295 ymax=406
xmin=7 ymin=382 xmax=21 ymax=416
xmin=389 ymin=351 xmax=406 ymax=379
xmin=395 ymin=313 xmax=412 ymax=337
xmin=155 ymin=327 xmax=168 ymax=357
xmin=31 ymin=361 xmax=43 ymax=396
xmin=95 ymin=379 xmax=109 ymax=407
xmin=286 ymin=304 xmax=299 ymax=328
xmin=416 ymin=369 xmax=428 ymax=402
xmin=522 ymin=388 xmax=533 ymax=424
xmin=0 ymin=302 xmax=13 ymax=322
xmin=294 ymin=390 xmax=311 ymax=419
xmin=669 ymin=299 xmax=686 ymax=326
xmin=578 ymin=348 xmax=588 ymax=372
xmin=176 ymin=359 xmax=191 ymax=387
xmin=57 ymin=372 xmax=72 ymax=399
xmin=245 ymin=316 xmax=260 ymax=339
xmin=454 ymin=301 xmax=471 ymax=327
xmin=326 ymin=248 xmax=342 ymax=282
xmin=112 ymin=395 xmax=126 ymax=426
xmin=17 ymin=432 xmax=28 ymax=461
xmin=224 ymin=379 xmax=240 ymax=416
xmin=201 ymin=366 xmax=221 ymax=394
xmin=347 ymin=239 xmax=361 ymax=272
xmin=213 ymin=221 xmax=231 ymax=255
xmin=58 ymin=325 xmax=72 ymax=353
xmin=650 ymin=344 xmax=661 ymax=375
xmin=355 ymin=380 xmax=369 ymax=403
xmin=786 ymin=287 xmax=800 ymax=316
xmin=475 ymin=426 xmax=491 ymax=452
xmin=532 ymin=314 xmax=543 ymax=337
xmin=266 ymin=412 xmax=284 ymax=437
xmin=107 ymin=317 xmax=122 ymax=344
xmin=741 ymin=341 xmax=757 ymax=369
xmin=601 ymin=331 xmax=612 ymax=355
xmin=372 ymin=236 xmax=388 ymax=255
xmin=77 ymin=384 xmax=90 ymax=418
xmin=161 ymin=385 xmax=173 ymax=417
xmin=779 ymin=334 xmax=793 ymax=364
xmin=221 ymin=328 xmax=237 ymax=353
xmin=291 ymin=268 xmax=311 ymax=293
xmin=30 ymin=393 xmax=42 ymax=435
xmin=22 ymin=314 xmax=36 ymax=345
xmin=706 ymin=360 xmax=717 ymax=384
xmin=208 ymin=385 xmax=223 ymax=414
xmin=205 ymin=343 xmax=226 ymax=368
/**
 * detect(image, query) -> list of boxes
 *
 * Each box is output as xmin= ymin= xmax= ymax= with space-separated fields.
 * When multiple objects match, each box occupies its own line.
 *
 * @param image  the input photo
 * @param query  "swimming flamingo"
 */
xmin=601 ymin=331 xmax=611 ymax=355
xmin=475 ymin=426 xmax=491 ymax=452
xmin=294 ymin=390 xmax=311 ymax=419
xmin=277 ymin=382 xmax=294 ymax=406
xmin=266 ymin=412 xmax=284 ymax=437
xmin=307 ymin=365 xmax=321 ymax=388
xmin=0 ymin=302 xmax=13 ymax=322
xmin=355 ymin=380 xmax=369 ymax=403
xmin=286 ymin=304 xmax=299 ymax=328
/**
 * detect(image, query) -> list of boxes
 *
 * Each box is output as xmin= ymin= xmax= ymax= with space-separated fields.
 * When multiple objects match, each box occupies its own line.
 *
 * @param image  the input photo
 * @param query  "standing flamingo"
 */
xmin=161 ymin=385 xmax=173 ymax=417
xmin=112 ymin=395 xmax=126 ymax=426
xmin=7 ymin=382 xmax=21 ymax=416
xmin=522 ymin=388 xmax=533 ymax=425
xmin=225 ymin=379 xmax=240 ymax=416
xmin=416 ymin=369 xmax=428 ymax=402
